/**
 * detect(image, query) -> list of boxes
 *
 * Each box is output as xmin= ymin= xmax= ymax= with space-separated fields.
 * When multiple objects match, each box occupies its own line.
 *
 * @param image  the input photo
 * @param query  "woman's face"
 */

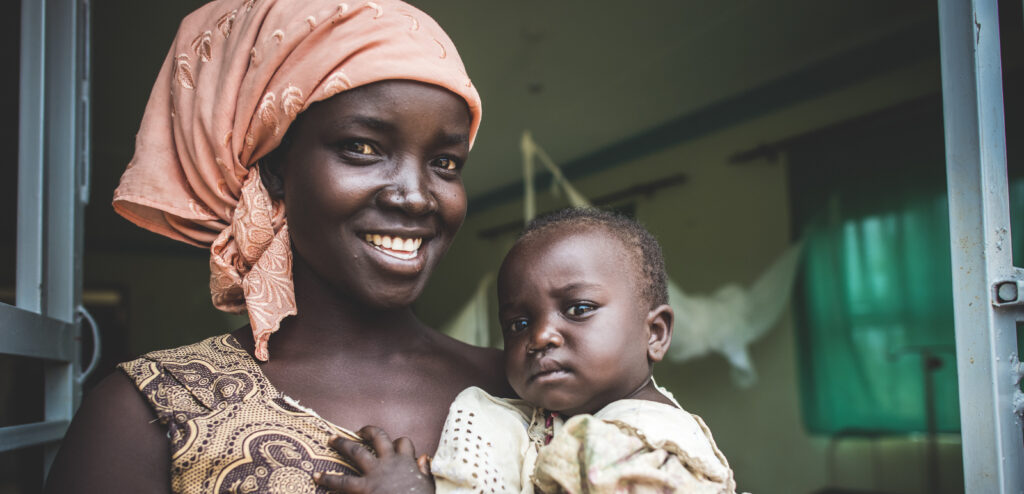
xmin=278 ymin=80 xmax=472 ymax=309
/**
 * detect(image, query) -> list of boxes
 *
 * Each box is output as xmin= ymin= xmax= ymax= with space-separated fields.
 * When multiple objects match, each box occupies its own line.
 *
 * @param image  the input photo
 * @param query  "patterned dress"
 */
xmin=119 ymin=335 xmax=359 ymax=493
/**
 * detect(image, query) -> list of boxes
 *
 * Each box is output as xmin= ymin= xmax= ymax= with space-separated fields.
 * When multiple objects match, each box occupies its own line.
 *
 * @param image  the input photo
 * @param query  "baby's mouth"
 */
xmin=363 ymin=234 xmax=423 ymax=260
xmin=530 ymin=359 xmax=571 ymax=383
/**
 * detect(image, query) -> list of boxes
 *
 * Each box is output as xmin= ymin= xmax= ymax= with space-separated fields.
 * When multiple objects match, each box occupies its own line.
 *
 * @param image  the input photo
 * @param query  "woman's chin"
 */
xmin=345 ymin=283 xmax=425 ymax=312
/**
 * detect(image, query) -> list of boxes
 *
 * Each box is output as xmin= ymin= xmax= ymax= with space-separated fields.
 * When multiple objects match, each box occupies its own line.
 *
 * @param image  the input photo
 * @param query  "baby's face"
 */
xmin=498 ymin=228 xmax=654 ymax=416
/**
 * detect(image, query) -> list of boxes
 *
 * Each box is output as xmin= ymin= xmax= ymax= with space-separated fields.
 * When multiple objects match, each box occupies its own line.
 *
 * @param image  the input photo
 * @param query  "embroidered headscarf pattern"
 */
xmin=113 ymin=0 xmax=482 ymax=361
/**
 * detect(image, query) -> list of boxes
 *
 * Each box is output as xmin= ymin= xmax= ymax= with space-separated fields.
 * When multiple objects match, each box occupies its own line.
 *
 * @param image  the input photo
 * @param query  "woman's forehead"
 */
xmin=302 ymin=80 xmax=471 ymax=132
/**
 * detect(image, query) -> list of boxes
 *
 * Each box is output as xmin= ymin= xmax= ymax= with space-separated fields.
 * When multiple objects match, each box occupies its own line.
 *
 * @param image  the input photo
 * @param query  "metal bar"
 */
xmin=0 ymin=421 xmax=71 ymax=453
xmin=17 ymin=0 xmax=46 ymax=313
xmin=41 ymin=0 xmax=87 ymax=476
xmin=78 ymin=0 xmax=91 ymax=205
xmin=937 ymin=0 xmax=1024 ymax=492
xmin=0 ymin=304 xmax=75 ymax=361
xmin=46 ymin=0 xmax=78 ymax=326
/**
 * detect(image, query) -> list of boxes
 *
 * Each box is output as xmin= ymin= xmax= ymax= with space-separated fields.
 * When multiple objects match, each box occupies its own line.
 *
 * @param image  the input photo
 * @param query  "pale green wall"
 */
xmin=416 ymin=57 xmax=963 ymax=494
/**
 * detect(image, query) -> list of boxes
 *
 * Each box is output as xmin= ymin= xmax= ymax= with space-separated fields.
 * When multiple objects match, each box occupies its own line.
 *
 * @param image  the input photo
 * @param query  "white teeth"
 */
xmin=364 ymin=234 xmax=423 ymax=255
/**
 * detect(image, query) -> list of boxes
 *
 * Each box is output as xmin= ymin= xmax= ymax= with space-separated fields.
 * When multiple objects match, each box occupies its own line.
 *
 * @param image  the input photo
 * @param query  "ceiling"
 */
xmin=416 ymin=0 xmax=934 ymax=195
xmin=68 ymin=1 xmax=938 ymax=253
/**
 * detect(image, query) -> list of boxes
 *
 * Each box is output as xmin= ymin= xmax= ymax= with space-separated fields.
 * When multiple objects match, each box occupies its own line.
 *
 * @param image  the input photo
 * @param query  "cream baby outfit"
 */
xmin=431 ymin=386 xmax=737 ymax=494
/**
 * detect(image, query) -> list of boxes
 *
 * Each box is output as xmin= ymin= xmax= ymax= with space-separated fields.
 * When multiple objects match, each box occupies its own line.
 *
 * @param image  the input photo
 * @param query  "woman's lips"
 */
xmin=363 ymin=233 xmax=423 ymax=260
xmin=359 ymin=232 xmax=430 ymax=274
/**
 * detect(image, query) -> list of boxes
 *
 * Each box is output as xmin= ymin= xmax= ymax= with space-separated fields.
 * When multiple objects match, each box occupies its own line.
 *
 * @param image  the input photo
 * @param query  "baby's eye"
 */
xmin=566 ymin=303 xmax=596 ymax=317
xmin=433 ymin=157 xmax=460 ymax=171
xmin=343 ymin=141 xmax=376 ymax=155
xmin=506 ymin=319 xmax=529 ymax=334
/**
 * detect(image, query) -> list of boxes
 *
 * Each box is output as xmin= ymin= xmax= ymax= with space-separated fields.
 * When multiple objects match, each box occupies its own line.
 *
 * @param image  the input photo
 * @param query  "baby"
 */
xmin=316 ymin=208 xmax=736 ymax=493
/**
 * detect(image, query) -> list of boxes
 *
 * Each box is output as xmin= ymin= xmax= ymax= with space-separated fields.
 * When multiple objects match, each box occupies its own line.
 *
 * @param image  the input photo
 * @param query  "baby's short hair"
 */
xmin=517 ymin=207 xmax=669 ymax=309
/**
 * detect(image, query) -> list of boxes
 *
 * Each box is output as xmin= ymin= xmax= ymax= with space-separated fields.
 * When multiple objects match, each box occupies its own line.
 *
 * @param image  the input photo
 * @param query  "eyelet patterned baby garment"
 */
xmin=430 ymin=387 xmax=737 ymax=494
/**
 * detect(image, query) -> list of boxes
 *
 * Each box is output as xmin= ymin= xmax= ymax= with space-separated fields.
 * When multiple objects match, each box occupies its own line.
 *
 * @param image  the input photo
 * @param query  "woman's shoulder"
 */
xmin=431 ymin=333 xmax=515 ymax=398
xmin=122 ymin=333 xmax=246 ymax=369
xmin=45 ymin=371 xmax=170 ymax=493
xmin=119 ymin=333 xmax=272 ymax=424
xmin=120 ymin=333 xmax=256 ymax=392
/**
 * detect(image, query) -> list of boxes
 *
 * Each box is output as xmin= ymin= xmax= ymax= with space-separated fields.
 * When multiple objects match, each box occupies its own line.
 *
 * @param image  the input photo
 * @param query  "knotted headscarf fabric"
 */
xmin=113 ymin=0 xmax=482 ymax=361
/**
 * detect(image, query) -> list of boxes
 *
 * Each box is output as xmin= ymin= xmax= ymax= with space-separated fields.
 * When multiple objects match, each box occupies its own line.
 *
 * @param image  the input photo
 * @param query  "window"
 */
xmin=788 ymin=97 xmax=1024 ymax=434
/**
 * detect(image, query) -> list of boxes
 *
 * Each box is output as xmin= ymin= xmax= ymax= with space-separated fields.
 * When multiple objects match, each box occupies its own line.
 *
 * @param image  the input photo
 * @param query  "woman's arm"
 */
xmin=44 ymin=371 xmax=170 ymax=493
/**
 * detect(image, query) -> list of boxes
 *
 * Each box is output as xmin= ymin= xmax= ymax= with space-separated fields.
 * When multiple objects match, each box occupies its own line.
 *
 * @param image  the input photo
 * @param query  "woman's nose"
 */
xmin=527 ymin=321 xmax=564 ymax=354
xmin=375 ymin=160 xmax=438 ymax=216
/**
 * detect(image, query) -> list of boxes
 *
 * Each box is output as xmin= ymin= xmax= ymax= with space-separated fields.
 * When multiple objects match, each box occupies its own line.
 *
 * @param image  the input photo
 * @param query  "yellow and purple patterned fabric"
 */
xmin=120 ymin=335 xmax=360 ymax=493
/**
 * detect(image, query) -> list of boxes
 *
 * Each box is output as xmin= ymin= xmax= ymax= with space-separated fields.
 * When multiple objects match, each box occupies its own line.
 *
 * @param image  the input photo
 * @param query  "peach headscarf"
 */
xmin=113 ymin=0 xmax=481 ymax=361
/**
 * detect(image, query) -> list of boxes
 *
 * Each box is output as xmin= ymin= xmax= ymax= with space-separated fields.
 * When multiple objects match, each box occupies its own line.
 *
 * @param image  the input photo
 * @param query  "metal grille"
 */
xmin=0 ymin=0 xmax=90 ymax=480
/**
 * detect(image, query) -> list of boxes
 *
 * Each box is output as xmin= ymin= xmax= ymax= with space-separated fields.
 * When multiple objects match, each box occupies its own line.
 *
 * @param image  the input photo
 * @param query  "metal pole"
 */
xmin=937 ymin=0 xmax=1024 ymax=492
xmin=41 ymin=0 xmax=88 ymax=476
xmin=17 ymin=0 xmax=45 ymax=315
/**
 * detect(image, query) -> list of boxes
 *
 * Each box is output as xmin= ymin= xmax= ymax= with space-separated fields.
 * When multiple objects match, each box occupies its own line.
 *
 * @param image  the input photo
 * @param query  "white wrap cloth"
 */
xmin=431 ymin=387 xmax=737 ymax=494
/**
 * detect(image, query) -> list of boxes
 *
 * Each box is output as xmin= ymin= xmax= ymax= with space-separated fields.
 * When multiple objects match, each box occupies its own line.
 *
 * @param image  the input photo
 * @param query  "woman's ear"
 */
xmin=645 ymin=304 xmax=673 ymax=363
xmin=259 ymin=156 xmax=286 ymax=199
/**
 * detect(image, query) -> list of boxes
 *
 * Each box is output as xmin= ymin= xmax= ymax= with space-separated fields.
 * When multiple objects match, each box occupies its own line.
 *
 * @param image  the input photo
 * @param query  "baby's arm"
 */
xmin=315 ymin=426 xmax=434 ymax=494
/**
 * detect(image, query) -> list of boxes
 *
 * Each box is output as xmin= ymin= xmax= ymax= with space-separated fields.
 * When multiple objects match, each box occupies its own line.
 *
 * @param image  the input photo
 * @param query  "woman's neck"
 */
xmin=257 ymin=252 xmax=432 ymax=362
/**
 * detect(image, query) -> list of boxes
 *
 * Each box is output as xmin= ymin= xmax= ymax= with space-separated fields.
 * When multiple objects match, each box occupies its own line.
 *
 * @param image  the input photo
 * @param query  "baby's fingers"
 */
xmin=357 ymin=426 xmax=395 ymax=458
xmin=329 ymin=435 xmax=378 ymax=472
xmin=393 ymin=436 xmax=416 ymax=458
xmin=416 ymin=454 xmax=431 ymax=477
xmin=314 ymin=472 xmax=365 ymax=493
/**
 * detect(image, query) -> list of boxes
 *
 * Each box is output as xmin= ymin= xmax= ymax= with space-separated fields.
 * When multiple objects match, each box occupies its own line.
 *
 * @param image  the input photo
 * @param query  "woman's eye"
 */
xmin=567 ymin=303 xmax=596 ymax=317
xmin=506 ymin=319 xmax=529 ymax=334
xmin=434 ymin=157 xmax=459 ymax=171
xmin=344 ymin=141 xmax=376 ymax=155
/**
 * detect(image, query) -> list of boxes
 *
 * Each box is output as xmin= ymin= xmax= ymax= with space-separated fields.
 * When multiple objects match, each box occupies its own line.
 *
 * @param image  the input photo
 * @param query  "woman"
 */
xmin=44 ymin=1 xmax=509 ymax=492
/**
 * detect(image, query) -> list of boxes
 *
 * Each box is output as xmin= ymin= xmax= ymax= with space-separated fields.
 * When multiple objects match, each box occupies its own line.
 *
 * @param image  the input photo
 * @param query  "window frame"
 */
xmin=0 ymin=0 xmax=90 ymax=480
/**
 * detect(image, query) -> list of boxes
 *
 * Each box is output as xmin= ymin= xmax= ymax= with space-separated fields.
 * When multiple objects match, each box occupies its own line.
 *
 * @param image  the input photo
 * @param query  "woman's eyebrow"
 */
xmin=329 ymin=117 xmax=467 ymax=147
xmin=435 ymin=131 xmax=469 ymax=147
xmin=334 ymin=115 xmax=395 ymax=132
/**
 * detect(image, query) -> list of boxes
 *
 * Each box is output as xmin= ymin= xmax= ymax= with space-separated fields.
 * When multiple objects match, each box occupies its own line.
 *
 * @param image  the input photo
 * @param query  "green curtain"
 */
xmin=789 ymin=99 xmax=1024 ymax=435
xmin=797 ymin=188 xmax=961 ymax=433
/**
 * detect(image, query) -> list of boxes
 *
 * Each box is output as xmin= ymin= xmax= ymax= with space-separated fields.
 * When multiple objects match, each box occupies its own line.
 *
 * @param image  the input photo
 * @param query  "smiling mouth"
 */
xmin=363 ymin=234 xmax=423 ymax=260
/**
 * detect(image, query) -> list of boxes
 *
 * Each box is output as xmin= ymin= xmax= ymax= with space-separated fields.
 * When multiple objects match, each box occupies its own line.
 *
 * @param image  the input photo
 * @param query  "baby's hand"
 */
xmin=315 ymin=425 xmax=434 ymax=494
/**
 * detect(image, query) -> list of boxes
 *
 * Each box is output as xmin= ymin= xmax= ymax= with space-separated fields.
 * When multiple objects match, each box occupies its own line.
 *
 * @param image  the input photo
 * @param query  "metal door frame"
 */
xmin=938 ymin=0 xmax=1024 ymax=491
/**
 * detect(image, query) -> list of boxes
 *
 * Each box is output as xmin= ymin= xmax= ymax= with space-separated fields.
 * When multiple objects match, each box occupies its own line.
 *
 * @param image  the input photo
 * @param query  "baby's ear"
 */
xmin=645 ymin=304 xmax=673 ymax=363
